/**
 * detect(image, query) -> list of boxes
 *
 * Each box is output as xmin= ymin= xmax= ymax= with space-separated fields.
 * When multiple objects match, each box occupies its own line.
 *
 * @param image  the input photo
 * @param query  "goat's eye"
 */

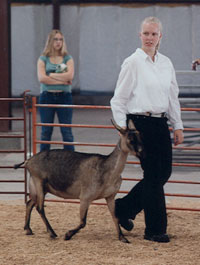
xmin=128 ymin=132 xmax=136 ymax=144
xmin=128 ymin=130 xmax=143 ymax=155
xmin=128 ymin=130 xmax=138 ymax=140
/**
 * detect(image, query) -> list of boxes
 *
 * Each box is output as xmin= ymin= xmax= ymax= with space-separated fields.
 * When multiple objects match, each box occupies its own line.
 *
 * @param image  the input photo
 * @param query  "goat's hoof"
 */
xmin=120 ymin=236 xmax=130 ymax=243
xmin=24 ymin=227 xmax=33 ymax=235
xmin=47 ymin=227 xmax=57 ymax=238
xmin=50 ymin=233 xmax=57 ymax=239
xmin=65 ymin=231 xmax=73 ymax=240
xmin=26 ymin=230 xmax=34 ymax=236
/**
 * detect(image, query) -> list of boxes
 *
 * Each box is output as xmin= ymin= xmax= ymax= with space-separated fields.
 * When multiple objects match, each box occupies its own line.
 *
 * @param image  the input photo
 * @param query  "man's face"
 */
xmin=140 ymin=22 xmax=162 ymax=53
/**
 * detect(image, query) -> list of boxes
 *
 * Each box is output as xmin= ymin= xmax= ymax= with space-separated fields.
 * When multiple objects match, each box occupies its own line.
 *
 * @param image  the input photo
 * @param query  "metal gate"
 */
xmin=0 ymin=91 xmax=30 ymax=202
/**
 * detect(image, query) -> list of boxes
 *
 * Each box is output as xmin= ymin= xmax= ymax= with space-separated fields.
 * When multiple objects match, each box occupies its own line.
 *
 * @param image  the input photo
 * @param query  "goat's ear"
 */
xmin=127 ymin=119 xmax=136 ymax=130
xmin=111 ymin=119 xmax=126 ymax=135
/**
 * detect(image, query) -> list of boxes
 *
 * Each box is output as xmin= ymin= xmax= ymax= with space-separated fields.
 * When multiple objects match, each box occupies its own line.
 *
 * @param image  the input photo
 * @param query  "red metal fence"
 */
xmin=30 ymin=96 xmax=200 ymax=212
xmin=0 ymin=94 xmax=199 ymax=211
xmin=0 ymin=92 xmax=29 ymax=202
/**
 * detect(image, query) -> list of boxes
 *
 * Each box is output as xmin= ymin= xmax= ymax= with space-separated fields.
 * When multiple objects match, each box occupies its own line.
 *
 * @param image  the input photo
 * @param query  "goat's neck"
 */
xmin=107 ymin=139 xmax=129 ymax=174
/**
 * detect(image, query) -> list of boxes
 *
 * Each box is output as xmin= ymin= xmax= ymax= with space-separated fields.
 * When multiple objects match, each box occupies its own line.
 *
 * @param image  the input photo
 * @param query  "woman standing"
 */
xmin=37 ymin=29 xmax=74 ymax=151
xmin=111 ymin=17 xmax=184 ymax=243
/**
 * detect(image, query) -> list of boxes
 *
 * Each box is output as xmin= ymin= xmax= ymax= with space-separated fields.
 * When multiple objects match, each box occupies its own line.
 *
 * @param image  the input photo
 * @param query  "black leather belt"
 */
xmin=132 ymin=112 xmax=166 ymax=118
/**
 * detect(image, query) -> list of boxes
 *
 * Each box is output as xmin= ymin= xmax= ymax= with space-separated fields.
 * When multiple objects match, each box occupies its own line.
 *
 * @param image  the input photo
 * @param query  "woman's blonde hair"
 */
xmin=42 ymin=29 xmax=68 ymax=56
xmin=140 ymin=16 xmax=163 ymax=33
xmin=140 ymin=16 xmax=162 ymax=52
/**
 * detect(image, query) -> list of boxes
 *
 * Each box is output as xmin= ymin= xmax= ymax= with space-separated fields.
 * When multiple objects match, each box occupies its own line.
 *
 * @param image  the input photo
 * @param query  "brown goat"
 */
xmin=14 ymin=120 xmax=143 ymax=243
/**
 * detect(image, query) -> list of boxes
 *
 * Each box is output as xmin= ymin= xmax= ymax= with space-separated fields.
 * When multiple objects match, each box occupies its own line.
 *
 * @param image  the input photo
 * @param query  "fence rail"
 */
xmin=0 ymin=94 xmax=199 ymax=211
xmin=30 ymin=96 xmax=200 ymax=212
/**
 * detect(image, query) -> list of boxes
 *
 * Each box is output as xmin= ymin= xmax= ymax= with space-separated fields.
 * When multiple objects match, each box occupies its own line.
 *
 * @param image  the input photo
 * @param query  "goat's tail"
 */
xmin=14 ymin=161 xmax=25 ymax=169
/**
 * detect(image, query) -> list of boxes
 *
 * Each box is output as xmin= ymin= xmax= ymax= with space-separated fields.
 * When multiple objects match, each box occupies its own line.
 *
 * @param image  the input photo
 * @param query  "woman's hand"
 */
xmin=173 ymin=129 xmax=184 ymax=146
xmin=37 ymin=59 xmax=64 ymax=85
xmin=193 ymin=58 xmax=200 ymax=65
xmin=192 ymin=58 xmax=200 ymax=70
xmin=49 ymin=58 xmax=74 ymax=83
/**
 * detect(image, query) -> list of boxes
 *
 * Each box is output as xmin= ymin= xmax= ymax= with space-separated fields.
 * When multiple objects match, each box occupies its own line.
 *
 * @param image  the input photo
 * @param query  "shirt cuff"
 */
xmin=173 ymin=123 xmax=184 ymax=131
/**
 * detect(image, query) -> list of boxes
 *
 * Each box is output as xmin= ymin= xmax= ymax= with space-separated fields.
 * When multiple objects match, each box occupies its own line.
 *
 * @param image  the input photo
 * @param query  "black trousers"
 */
xmin=118 ymin=114 xmax=172 ymax=236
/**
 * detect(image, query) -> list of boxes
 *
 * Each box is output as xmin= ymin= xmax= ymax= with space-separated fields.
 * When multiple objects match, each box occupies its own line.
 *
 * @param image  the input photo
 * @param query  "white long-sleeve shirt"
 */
xmin=110 ymin=48 xmax=184 ymax=131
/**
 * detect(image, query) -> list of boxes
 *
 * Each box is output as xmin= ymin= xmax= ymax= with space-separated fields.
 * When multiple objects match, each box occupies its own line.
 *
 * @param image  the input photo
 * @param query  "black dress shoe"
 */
xmin=144 ymin=234 xmax=170 ymax=243
xmin=119 ymin=219 xmax=134 ymax=231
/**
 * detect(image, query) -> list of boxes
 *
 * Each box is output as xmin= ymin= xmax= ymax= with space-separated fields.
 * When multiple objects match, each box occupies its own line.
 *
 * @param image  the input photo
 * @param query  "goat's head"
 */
xmin=112 ymin=119 xmax=144 ymax=159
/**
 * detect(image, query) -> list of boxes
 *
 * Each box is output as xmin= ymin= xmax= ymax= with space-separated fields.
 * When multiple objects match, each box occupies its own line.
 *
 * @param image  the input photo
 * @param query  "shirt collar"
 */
xmin=136 ymin=48 xmax=159 ymax=63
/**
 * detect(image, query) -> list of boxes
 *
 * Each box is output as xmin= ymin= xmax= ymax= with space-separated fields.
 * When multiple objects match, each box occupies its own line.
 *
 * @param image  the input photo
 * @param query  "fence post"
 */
xmin=32 ymin=97 xmax=37 ymax=155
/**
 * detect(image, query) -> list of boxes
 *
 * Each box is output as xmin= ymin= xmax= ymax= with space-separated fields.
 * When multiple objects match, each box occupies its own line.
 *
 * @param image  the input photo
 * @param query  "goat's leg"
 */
xmin=24 ymin=198 xmax=35 ymax=235
xmin=106 ymin=196 xmax=130 ymax=243
xmin=36 ymin=203 xmax=57 ymax=238
xmin=65 ymin=200 xmax=90 ymax=240
xmin=36 ymin=197 xmax=57 ymax=238
xmin=34 ymin=181 xmax=57 ymax=238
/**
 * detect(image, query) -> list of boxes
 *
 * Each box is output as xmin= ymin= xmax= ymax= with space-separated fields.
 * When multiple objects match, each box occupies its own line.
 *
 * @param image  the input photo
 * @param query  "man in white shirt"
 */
xmin=110 ymin=16 xmax=184 ymax=243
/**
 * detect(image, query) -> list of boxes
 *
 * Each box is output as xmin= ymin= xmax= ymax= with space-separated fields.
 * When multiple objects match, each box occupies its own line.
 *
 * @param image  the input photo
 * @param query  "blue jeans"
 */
xmin=39 ymin=91 xmax=74 ymax=152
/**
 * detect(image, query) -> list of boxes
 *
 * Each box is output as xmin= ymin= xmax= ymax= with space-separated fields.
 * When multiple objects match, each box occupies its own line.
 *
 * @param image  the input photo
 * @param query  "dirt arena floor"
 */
xmin=0 ymin=199 xmax=200 ymax=265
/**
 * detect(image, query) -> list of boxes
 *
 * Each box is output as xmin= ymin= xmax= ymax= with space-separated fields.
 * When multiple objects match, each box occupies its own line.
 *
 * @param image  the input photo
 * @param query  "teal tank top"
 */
xmin=39 ymin=55 xmax=72 ymax=93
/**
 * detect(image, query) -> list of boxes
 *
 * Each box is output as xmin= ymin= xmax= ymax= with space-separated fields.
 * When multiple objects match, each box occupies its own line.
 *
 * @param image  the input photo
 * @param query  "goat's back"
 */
xmin=26 ymin=149 xmax=109 ymax=192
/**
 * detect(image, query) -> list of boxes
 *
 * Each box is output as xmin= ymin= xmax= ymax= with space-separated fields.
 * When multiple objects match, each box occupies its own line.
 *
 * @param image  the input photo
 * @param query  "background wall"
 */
xmin=11 ymin=3 xmax=200 ymax=97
